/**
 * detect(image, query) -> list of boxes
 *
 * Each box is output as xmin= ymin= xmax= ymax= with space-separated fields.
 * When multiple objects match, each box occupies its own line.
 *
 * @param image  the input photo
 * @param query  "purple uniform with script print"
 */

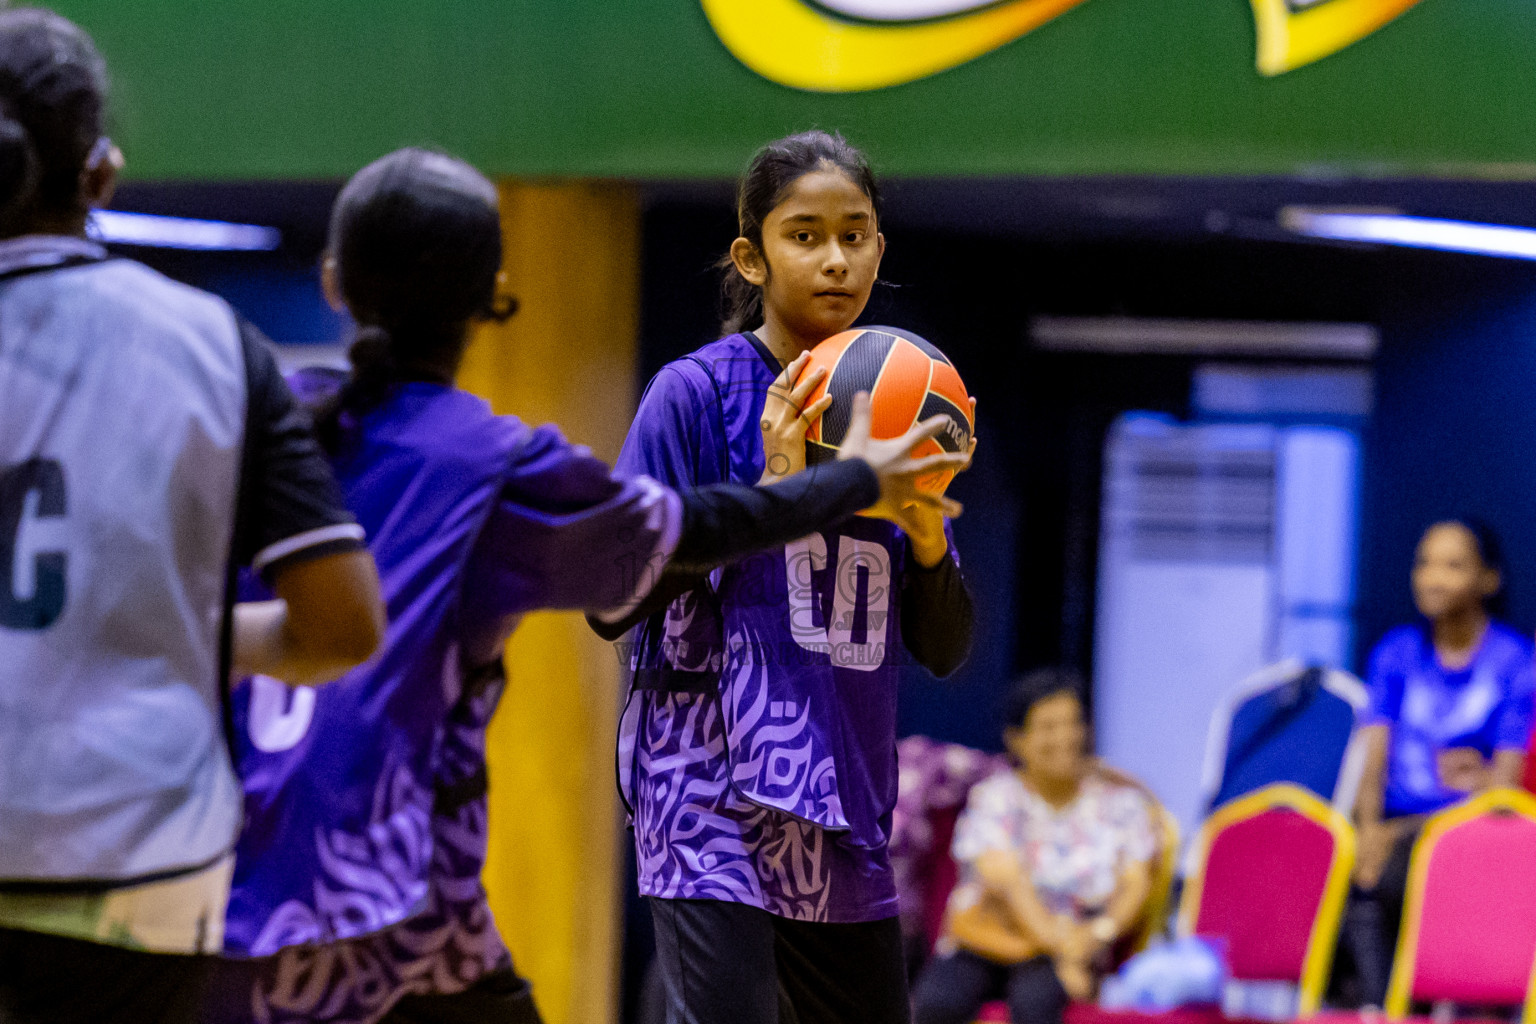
xmin=617 ymin=332 xmax=957 ymax=923
xmin=214 ymin=371 xmax=680 ymax=1024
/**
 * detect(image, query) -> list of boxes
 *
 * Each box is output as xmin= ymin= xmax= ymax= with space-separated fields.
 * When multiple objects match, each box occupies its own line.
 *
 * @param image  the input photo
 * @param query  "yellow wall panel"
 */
xmin=458 ymin=181 xmax=640 ymax=1024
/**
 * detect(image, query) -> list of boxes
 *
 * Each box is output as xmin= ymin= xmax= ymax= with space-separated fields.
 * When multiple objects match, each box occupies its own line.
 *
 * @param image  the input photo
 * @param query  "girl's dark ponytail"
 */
xmin=719 ymin=258 xmax=763 ymax=337
xmin=310 ymin=148 xmax=512 ymax=454
xmin=720 ymin=129 xmax=881 ymax=336
xmin=309 ymin=325 xmax=402 ymax=453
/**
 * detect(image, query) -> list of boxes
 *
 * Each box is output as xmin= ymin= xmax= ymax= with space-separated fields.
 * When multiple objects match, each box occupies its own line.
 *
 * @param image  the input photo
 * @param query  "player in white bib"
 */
xmin=0 ymin=11 xmax=386 ymax=1023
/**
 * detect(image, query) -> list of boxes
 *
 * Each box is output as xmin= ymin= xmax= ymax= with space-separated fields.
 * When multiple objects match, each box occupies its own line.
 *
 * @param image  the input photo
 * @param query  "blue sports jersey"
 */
xmin=617 ymin=332 xmax=955 ymax=923
xmin=1365 ymin=621 xmax=1535 ymax=817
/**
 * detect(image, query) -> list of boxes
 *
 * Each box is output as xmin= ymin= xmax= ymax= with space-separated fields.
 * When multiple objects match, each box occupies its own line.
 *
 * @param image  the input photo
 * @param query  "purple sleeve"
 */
xmin=615 ymin=363 xmax=723 ymax=488
xmin=471 ymin=424 xmax=681 ymax=616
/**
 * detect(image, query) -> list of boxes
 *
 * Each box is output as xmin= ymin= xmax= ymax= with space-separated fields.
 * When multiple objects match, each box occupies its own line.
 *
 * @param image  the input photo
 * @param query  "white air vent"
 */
xmin=1094 ymin=413 xmax=1360 ymax=845
xmin=1104 ymin=426 xmax=1275 ymax=563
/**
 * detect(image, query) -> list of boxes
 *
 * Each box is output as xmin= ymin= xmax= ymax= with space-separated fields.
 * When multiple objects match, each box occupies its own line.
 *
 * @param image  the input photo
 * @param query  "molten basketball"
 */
xmin=799 ymin=326 xmax=973 ymax=496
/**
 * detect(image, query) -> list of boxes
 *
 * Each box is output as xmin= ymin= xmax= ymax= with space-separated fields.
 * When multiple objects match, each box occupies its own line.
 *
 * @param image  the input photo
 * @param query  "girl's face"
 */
xmin=1005 ymin=692 xmax=1088 ymax=784
xmin=1412 ymin=522 xmax=1498 ymax=621
xmin=736 ymin=167 xmax=884 ymax=343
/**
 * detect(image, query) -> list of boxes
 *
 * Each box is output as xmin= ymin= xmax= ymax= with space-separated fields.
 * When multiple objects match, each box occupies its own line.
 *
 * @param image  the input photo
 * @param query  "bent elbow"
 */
xmin=912 ymin=634 xmax=973 ymax=680
xmin=929 ymin=651 xmax=971 ymax=681
xmin=336 ymin=603 xmax=387 ymax=667
xmin=932 ymin=616 xmax=976 ymax=679
xmin=289 ymin=597 xmax=386 ymax=686
xmin=586 ymin=612 xmax=629 ymax=643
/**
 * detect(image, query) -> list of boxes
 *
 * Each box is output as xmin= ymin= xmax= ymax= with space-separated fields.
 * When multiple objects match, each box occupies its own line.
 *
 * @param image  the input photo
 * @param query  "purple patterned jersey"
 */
xmin=222 ymin=373 xmax=680 ymax=981
xmin=617 ymin=333 xmax=949 ymax=923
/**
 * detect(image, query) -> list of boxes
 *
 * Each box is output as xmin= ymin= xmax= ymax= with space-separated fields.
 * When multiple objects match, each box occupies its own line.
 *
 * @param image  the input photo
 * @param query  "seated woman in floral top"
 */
xmin=912 ymin=669 xmax=1157 ymax=1024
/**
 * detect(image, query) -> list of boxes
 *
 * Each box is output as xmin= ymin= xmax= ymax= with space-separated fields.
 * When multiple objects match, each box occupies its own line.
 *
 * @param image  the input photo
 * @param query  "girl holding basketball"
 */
xmin=201 ymin=147 xmax=961 ymax=1024
xmin=610 ymin=130 xmax=976 ymax=1024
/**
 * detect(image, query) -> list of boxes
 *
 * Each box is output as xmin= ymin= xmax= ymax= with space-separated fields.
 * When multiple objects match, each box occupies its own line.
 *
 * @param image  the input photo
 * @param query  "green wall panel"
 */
xmin=45 ymin=0 xmax=1536 ymax=181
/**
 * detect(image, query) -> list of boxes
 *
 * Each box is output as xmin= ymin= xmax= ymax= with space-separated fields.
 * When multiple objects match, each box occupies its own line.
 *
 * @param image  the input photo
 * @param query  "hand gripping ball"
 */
xmin=798 ymin=326 xmax=973 ymax=496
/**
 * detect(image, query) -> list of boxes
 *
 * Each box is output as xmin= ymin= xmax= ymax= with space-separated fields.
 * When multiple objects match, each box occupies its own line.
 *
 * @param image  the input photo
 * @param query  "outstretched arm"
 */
xmin=590 ymin=392 xmax=969 ymax=638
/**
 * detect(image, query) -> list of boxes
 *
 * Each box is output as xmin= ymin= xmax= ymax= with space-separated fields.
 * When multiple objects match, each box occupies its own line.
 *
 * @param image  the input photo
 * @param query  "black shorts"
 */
xmin=381 ymin=969 xmax=544 ymax=1024
xmin=0 ymin=926 xmax=212 ymax=1024
xmin=647 ymin=896 xmax=910 ymax=1024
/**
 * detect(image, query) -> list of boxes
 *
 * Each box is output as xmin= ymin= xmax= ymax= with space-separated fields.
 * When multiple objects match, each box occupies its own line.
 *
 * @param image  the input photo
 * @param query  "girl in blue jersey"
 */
xmin=201 ymin=148 xmax=966 ymax=1024
xmin=1345 ymin=519 xmax=1533 ymax=1005
xmin=610 ymin=130 xmax=977 ymax=1024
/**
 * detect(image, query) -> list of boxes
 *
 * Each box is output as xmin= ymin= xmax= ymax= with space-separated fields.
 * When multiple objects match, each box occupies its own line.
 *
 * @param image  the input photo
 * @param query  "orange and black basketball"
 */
xmin=799 ymin=326 xmax=973 ymax=496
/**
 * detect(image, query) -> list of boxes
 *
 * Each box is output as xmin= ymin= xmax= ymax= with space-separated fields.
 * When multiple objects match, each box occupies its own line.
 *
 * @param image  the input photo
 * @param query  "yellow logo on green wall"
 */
xmin=700 ymin=0 xmax=1425 ymax=91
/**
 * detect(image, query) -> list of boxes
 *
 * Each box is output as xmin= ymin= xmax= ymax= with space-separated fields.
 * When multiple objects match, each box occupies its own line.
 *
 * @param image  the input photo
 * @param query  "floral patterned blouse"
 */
xmin=946 ymin=772 xmax=1156 ymax=926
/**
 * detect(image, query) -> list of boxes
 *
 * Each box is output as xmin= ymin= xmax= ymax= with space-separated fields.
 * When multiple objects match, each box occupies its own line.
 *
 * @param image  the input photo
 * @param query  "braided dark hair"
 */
xmin=719 ymin=130 xmax=881 ymax=336
xmin=0 ymin=8 xmax=109 ymax=234
xmin=313 ymin=147 xmax=514 ymax=452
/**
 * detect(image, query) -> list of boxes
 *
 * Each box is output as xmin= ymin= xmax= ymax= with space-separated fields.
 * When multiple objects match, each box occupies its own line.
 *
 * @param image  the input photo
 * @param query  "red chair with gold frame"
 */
xmin=1384 ymin=788 xmax=1536 ymax=1023
xmin=1178 ymin=783 xmax=1355 ymax=1017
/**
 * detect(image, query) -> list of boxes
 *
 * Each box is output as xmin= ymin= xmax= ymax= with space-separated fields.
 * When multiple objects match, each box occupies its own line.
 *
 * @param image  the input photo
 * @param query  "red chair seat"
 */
xmin=1063 ymin=1005 xmax=1228 ymax=1024
xmin=1314 ymin=1015 xmax=1510 ymax=1024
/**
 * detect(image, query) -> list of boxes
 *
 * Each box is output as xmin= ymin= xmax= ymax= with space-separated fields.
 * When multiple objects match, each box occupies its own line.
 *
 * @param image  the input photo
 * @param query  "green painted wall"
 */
xmin=48 ymin=0 xmax=1536 ymax=181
